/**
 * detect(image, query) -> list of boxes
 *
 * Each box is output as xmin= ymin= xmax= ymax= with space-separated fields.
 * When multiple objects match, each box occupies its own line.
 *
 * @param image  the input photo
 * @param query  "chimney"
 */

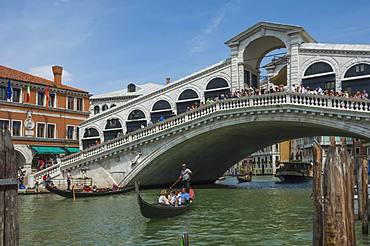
xmin=166 ymin=77 xmax=171 ymax=85
xmin=52 ymin=65 xmax=63 ymax=85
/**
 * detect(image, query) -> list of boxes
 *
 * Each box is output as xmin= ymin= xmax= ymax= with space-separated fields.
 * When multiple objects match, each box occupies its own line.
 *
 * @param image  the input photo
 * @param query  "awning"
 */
xmin=31 ymin=146 xmax=67 ymax=155
xmin=65 ymin=147 xmax=80 ymax=153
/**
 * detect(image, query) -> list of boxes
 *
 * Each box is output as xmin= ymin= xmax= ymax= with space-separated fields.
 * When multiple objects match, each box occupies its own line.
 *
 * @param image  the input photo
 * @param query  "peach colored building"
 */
xmin=0 ymin=65 xmax=90 ymax=175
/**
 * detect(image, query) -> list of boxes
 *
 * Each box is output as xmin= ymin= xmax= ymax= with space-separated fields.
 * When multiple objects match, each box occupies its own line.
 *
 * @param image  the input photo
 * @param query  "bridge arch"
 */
xmin=342 ymin=62 xmax=370 ymax=94
xmin=301 ymin=61 xmax=336 ymax=90
xmin=102 ymin=104 xmax=109 ymax=111
xmin=127 ymin=108 xmax=370 ymax=187
xmin=176 ymin=87 xmax=201 ymax=114
xmin=93 ymin=105 xmax=100 ymax=115
xmin=103 ymin=117 xmax=123 ymax=141
xmin=204 ymin=76 xmax=231 ymax=100
xmin=82 ymin=127 xmax=101 ymax=149
xmin=126 ymin=109 xmax=147 ymax=133
xmin=150 ymin=99 xmax=175 ymax=123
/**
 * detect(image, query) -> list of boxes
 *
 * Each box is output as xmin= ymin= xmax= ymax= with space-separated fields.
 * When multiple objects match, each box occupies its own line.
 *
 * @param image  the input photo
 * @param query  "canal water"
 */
xmin=19 ymin=176 xmax=370 ymax=245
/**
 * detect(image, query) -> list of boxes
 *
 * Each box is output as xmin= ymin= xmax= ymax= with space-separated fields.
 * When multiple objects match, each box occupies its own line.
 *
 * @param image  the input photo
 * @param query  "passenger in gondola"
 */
xmin=83 ymin=185 xmax=92 ymax=192
xmin=168 ymin=190 xmax=177 ymax=206
xmin=177 ymin=188 xmax=190 ymax=206
xmin=92 ymin=185 xmax=97 ymax=192
xmin=158 ymin=189 xmax=170 ymax=205
xmin=112 ymin=184 xmax=119 ymax=191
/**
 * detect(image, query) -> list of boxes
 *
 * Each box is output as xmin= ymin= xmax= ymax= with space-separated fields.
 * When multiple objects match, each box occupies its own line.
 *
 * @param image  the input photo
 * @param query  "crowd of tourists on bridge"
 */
xmin=184 ymin=84 xmax=368 ymax=113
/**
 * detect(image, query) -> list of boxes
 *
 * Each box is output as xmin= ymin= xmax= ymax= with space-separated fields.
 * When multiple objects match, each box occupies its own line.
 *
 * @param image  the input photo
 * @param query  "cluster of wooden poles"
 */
xmin=312 ymin=137 xmax=368 ymax=246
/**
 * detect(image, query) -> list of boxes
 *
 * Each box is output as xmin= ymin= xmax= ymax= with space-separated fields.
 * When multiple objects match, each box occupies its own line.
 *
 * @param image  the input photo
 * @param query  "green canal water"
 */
xmin=19 ymin=176 xmax=370 ymax=245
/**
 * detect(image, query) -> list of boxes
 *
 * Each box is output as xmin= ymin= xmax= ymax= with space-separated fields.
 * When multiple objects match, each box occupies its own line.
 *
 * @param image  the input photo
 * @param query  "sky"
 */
xmin=1 ymin=0 xmax=370 ymax=95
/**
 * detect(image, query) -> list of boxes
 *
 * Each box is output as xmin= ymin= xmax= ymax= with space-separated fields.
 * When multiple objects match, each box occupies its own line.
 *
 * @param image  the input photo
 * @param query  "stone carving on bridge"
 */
xmin=131 ymin=151 xmax=142 ymax=168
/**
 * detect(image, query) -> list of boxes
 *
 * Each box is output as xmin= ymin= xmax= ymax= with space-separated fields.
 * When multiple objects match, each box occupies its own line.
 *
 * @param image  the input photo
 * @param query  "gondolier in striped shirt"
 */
xmin=179 ymin=164 xmax=192 ymax=190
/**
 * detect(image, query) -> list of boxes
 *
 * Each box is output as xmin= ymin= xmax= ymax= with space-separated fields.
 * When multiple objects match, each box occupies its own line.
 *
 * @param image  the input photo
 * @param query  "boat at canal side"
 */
xmin=135 ymin=183 xmax=195 ymax=219
xmin=236 ymin=173 xmax=252 ymax=183
xmin=275 ymin=161 xmax=313 ymax=182
xmin=46 ymin=184 xmax=134 ymax=198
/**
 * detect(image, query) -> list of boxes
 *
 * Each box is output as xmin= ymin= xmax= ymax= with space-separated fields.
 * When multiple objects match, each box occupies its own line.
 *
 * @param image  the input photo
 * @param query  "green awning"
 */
xmin=65 ymin=147 xmax=80 ymax=153
xmin=31 ymin=146 xmax=67 ymax=155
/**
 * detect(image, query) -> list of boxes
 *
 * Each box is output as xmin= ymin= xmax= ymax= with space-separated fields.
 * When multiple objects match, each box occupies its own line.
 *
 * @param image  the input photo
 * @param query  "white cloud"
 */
xmin=28 ymin=65 xmax=73 ymax=83
xmin=189 ymin=1 xmax=239 ymax=53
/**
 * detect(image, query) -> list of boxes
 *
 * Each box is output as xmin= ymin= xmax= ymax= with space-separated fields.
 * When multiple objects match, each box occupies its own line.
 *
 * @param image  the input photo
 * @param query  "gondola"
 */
xmin=135 ymin=183 xmax=195 ymax=219
xmin=237 ymin=173 xmax=252 ymax=183
xmin=46 ymin=184 xmax=133 ymax=198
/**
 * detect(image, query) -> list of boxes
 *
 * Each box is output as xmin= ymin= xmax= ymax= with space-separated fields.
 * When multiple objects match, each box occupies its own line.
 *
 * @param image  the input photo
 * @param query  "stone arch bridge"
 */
xmin=30 ymin=92 xmax=370 ymax=187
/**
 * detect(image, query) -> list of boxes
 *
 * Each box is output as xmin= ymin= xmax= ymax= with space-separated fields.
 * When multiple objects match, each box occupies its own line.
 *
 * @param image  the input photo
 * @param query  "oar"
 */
xmin=170 ymin=177 xmax=181 ymax=189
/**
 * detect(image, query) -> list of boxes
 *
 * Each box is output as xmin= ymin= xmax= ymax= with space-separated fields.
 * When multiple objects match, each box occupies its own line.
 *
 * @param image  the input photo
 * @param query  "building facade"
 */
xmin=0 ymin=65 xmax=90 ymax=176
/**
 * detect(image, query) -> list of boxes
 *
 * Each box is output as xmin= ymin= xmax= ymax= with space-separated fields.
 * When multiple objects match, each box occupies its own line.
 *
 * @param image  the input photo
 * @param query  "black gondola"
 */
xmin=135 ymin=183 xmax=194 ymax=219
xmin=237 ymin=174 xmax=252 ymax=183
xmin=46 ymin=184 xmax=133 ymax=198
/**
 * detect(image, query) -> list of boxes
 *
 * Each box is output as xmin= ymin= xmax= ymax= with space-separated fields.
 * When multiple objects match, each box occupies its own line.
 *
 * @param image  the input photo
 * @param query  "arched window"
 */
xmin=93 ymin=106 xmax=100 ymax=115
xmin=127 ymin=83 xmax=136 ymax=93
xmin=126 ymin=110 xmax=147 ymax=133
xmin=104 ymin=118 xmax=123 ymax=141
xmin=82 ymin=128 xmax=101 ymax=149
xmin=204 ymin=78 xmax=230 ymax=100
xmin=176 ymin=89 xmax=200 ymax=114
xmin=151 ymin=100 xmax=174 ymax=123
xmin=178 ymin=89 xmax=199 ymax=100
xmin=102 ymin=104 xmax=109 ymax=111
xmin=302 ymin=62 xmax=335 ymax=90
xmin=110 ymin=104 xmax=116 ymax=108
xmin=342 ymin=63 xmax=370 ymax=94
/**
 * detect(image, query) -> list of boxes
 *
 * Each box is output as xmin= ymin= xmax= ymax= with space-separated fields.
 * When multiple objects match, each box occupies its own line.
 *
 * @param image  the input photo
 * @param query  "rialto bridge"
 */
xmin=30 ymin=21 xmax=370 ymax=187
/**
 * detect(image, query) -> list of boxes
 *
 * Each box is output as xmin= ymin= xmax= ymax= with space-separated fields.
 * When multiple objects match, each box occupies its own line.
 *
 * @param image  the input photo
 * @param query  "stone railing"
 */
xmin=34 ymin=92 xmax=370 ymax=175
xmin=28 ymin=164 xmax=61 ymax=185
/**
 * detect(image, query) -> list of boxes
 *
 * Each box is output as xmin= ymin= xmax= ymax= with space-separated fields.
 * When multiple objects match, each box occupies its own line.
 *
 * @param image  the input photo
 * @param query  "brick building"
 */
xmin=0 ymin=65 xmax=90 ymax=176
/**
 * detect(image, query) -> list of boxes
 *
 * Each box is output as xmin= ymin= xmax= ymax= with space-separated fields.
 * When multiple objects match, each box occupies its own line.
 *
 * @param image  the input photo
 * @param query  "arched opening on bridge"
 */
xmin=342 ymin=63 xmax=370 ymax=94
xmin=176 ymin=89 xmax=200 ymax=114
xmin=103 ymin=118 xmax=123 ymax=141
xmin=110 ymin=104 xmax=116 ymax=108
xmin=243 ymin=36 xmax=287 ymax=89
xmin=302 ymin=62 xmax=335 ymax=91
xmin=82 ymin=127 xmax=101 ymax=149
xmin=204 ymin=78 xmax=231 ymax=100
xmin=150 ymin=100 xmax=174 ymax=123
xmin=15 ymin=150 xmax=26 ymax=169
xmin=93 ymin=105 xmax=100 ymax=115
xmin=126 ymin=109 xmax=147 ymax=133
xmin=102 ymin=104 xmax=109 ymax=111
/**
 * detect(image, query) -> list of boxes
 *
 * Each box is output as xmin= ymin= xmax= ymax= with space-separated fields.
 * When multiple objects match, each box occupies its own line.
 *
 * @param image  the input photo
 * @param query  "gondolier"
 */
xmin=179 ymin=164 xmax=192 ymax=190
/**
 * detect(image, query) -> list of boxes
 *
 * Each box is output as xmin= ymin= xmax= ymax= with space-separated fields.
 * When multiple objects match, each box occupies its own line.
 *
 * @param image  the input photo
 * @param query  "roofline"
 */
xmin=225 ymin=21 xmax=316 ymax=46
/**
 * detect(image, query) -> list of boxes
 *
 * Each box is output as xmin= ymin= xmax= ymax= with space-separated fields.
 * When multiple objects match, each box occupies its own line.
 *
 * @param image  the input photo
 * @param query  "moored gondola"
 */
xmin=135 ymin=183 xmax=194 ymax=219
xmin=237 ymin=174 xmax=252 ymax=183
xmin=46 ymin=184 xmax=133 ymax=198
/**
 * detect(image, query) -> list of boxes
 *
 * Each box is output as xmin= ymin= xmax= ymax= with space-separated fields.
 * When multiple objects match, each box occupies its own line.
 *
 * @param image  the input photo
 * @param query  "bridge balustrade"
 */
xmin=29 ymin=92 xmax=370 ymax=177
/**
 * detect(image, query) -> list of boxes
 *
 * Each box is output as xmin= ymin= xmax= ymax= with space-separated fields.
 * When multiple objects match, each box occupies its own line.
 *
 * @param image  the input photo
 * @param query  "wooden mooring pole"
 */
xmin=322 ymin=138 xmax=355 ymax=246
xmin=0 ymin=130 xmax=18 ymax=246
xmin=361 ymin=157 xmax=369 ymax=234
xmin=312 ymin=141 xmax=323 ymax=246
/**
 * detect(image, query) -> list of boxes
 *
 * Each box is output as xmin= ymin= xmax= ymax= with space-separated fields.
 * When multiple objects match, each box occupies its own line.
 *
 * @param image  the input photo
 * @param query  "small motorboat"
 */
xmin=135 ymin=183 xmax=195 ymax=219
xmin=46 ymin=184 xmax=133 ymax=198
xmin=275 ymin=161 xmax=313 ymax=182
xmin=237 ymin=173 xmax=252 ymax=183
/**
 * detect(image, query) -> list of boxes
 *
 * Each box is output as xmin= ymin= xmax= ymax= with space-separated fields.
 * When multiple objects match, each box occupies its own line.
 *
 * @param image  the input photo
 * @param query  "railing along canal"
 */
xmin=32 ymin=92 xmax=370 ymax=180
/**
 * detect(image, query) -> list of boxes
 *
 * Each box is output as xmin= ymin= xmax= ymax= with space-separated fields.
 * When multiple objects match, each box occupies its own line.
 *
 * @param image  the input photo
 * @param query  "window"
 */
xmin=12 ymin=121 xmax=21 ymax=136
xmin=67 ymin=126 xmax=74 ymax=140
xmin=47 ymin=124 xmax=55 ymax=138
xmin=94 ymin=106 xmax=100 ymax=115
xmin=0 ymin=120 xmax=10 ymax=131
xmin=76 ymin=98 xmax=83 ymax=111
xmin=355 ymin=147 xmax=360 ymax=155
xmin=178 ymin=89 xmax=199 ymax=101
xmin=304 ymin=62 xmax=333 ymax=76
xmin=76 ymin=126 xmax=80 ymax=140
xmin=37 ymin=92 xmax=44 ymax=106
xmin=102 ymin=104 xmax=109 ymax=111
xmin=0 ymin=86 xmax=6 ymax=101
xmin=48 ymin=93 xmax=56 ymax=108
xmin=12 ymin=88 xmax=21 ymax=103
xmin=37 ymin=123 xmax=45 ymax=138
xmin=67 ymin=97 xmax=74 ymax=110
